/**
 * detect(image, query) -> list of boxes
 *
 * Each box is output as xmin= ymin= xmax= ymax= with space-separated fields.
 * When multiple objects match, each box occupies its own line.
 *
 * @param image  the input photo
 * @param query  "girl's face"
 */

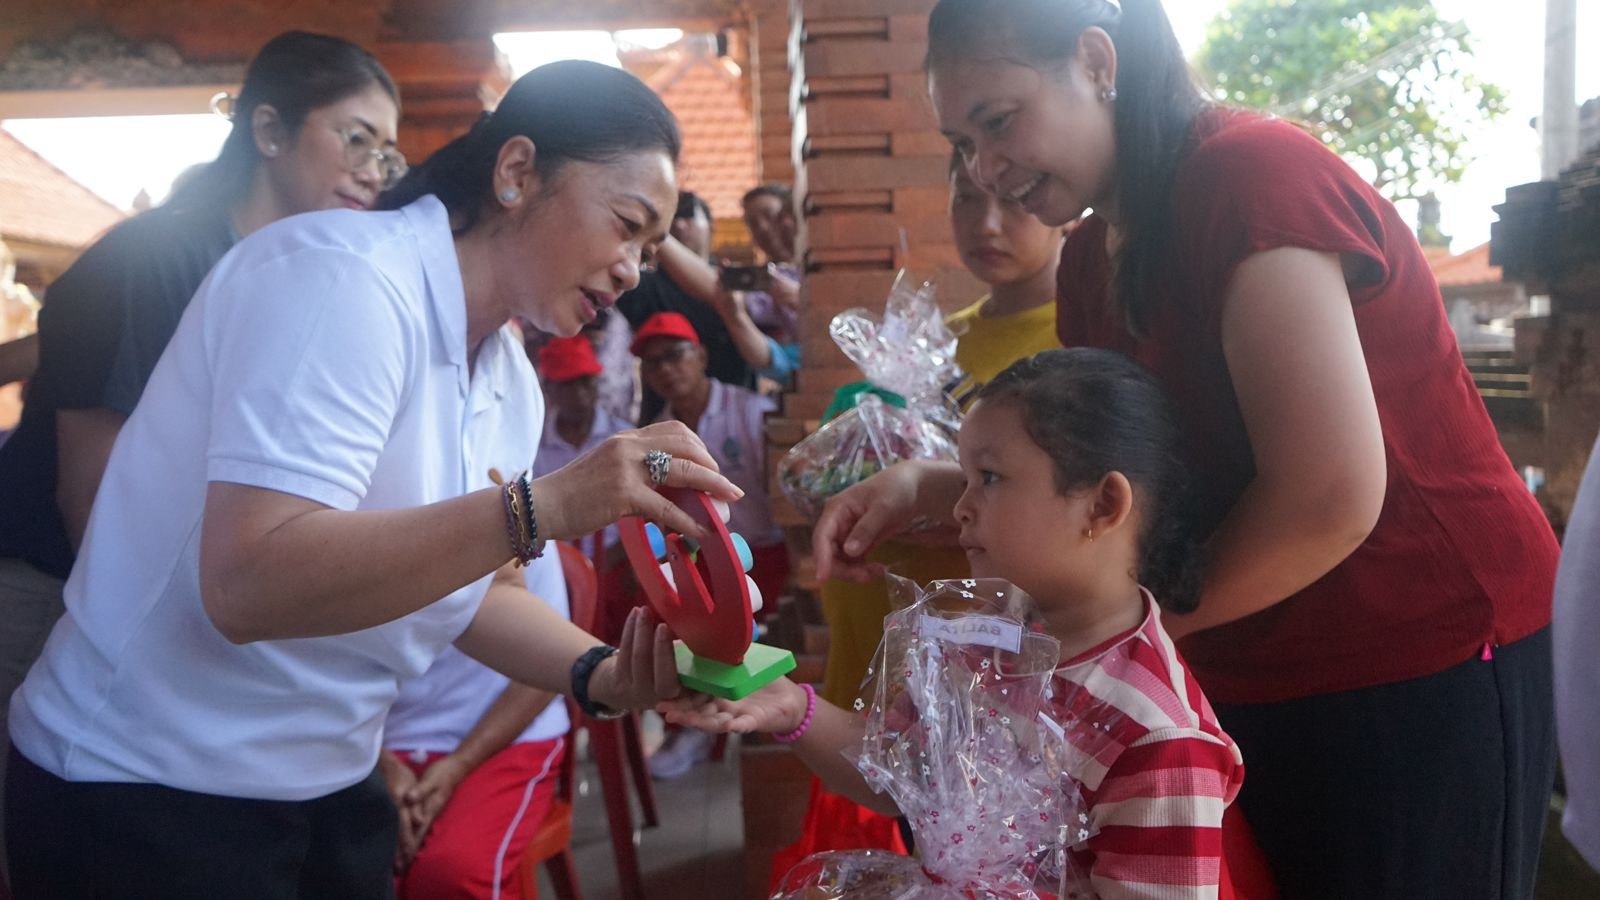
xmin=263 ymin=84 xmax=401 ymax=214
xmin=954 ymin=399 xmax=1095 ymax=601
xmin=928 ymin=34 xmax=1118 ymax=227
xmin=507 ymin=150 xmax=677 ymax=338
xmin=948 ymin=165 xmax=1063 ymax=287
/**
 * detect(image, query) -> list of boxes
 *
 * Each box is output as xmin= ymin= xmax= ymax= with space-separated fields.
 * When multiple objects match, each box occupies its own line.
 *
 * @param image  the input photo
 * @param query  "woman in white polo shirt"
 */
xmin=5 ymin=60 xmax=734 ymax=899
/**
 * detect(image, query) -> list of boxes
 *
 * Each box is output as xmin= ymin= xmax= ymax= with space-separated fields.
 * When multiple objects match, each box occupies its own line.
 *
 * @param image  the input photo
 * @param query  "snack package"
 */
xmin=777 ymin=273 xmax=963 ymax=519
xmin=773 ymin=576 xmax=1098 ymax=899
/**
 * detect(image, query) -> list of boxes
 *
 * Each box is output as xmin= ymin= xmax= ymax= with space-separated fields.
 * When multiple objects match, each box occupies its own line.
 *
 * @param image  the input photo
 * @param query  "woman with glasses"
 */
xmin=0 ymin=30 xmax=403 ymax=883
xmin=5 ymin=58 xmax=730 ymax=898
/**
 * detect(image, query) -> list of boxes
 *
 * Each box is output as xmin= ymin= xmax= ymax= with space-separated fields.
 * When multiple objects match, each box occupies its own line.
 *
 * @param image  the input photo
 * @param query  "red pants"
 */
xmin=393 ymin=738 xmax=564 ymax=900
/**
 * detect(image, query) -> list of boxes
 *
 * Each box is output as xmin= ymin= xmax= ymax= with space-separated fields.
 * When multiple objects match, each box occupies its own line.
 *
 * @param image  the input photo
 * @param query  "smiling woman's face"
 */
xmin=928 ymin=35 xmax=1118 ymax=227
xmin=265 ymin=84 xmax=400 ymax=214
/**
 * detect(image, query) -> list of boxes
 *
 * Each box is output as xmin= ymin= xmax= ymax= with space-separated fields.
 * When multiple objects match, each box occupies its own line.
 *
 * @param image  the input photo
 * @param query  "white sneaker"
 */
xmin=648 ymin=728 xmax=715 ymax=780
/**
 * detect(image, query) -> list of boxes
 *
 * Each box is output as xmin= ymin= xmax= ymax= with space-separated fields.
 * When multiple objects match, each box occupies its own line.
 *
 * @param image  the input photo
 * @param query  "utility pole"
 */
xmin=1541 ymin=0 xmax=1578 ymax=178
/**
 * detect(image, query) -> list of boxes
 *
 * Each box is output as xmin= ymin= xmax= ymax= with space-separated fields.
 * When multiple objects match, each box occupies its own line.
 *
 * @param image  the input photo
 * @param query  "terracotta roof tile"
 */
xmin=1430 ymin=242 xmax=1502 ymax=288
xmin=0 ymin=126 xmax=124 ymax=250
xmin=624 ymin=40 xmax=759 ymax=220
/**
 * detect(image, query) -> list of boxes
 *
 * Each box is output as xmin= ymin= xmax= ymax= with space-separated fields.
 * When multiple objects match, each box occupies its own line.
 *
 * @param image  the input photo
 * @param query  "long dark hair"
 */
xmin=927 ymin=0 xmax=1208 ymax=336
xmin=978 ymin=348 xmax=1202 ymax=613
xmin=166 ymin=31 xmax=398 ymax=213
xmin=378 ymin=60 xmax=681 ymax=231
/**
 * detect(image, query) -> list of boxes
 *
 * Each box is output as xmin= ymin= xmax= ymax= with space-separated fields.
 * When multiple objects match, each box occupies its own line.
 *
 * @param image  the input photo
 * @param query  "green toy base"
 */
xmin=676 ymin=641 xmax=796 ymax=700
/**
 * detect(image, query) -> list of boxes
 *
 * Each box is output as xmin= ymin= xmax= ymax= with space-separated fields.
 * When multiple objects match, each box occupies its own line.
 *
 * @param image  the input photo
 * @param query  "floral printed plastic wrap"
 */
xmin=777 ymin=273 xmax=963 ymax=520
xmin=772 ymin=576 xmax=1098 ymax=899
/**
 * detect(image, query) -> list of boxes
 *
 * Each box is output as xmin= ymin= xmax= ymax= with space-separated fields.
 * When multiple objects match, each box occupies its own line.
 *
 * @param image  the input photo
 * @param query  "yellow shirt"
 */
xmin=947 ymin=295 xmax=1061 ymax=408
xmin=817 ymin=295 xmax=1060 ymax=706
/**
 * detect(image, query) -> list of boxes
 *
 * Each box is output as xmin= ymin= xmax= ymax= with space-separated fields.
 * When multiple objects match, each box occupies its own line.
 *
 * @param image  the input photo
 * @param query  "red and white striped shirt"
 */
xmin=1049 ymin=591 xmax=1244 ymax=900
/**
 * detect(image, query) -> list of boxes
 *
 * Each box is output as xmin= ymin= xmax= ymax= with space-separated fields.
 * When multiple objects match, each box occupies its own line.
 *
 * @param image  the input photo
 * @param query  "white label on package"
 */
xmin=918 ymin=614 xmax=1023 ymax=653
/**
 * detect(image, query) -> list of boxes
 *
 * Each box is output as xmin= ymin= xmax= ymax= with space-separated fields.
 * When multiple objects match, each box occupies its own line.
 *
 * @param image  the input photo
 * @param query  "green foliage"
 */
xmin=1196 ymin=0 xmax=1507 ymax=199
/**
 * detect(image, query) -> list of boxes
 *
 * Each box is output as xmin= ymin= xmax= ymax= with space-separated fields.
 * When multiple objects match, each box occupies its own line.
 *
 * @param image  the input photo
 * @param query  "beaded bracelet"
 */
xmin=774 ymin=682 xmax=817 ymax=744
xmin=500 ymin=470 xmax=543 ymax=566
xmin=518 ymin=469 xmax=545 ymax=560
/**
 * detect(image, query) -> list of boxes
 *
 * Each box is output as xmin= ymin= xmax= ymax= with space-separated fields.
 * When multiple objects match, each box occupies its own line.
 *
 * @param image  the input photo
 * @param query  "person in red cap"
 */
xmin=631 ymin=312 xmax=790 ymax=779
xmin=533 ymin=336 xmax=634 ymax=563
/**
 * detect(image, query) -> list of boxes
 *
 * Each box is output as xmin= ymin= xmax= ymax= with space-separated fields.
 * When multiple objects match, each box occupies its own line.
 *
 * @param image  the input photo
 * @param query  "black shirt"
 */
xmin=0 ymin=201 xmax=236 ymax=578
xmin=616 ymin=269 xmax=753 ymax=425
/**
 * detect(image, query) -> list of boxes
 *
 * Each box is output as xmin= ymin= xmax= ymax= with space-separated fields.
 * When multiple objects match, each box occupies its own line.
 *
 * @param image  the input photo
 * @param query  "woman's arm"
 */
xmin=0 ymin=332 xmax=37 ymax=386
xmin=55 ymin=407 xmax=126 ymax=550
xmin=812 ymin=459 xmax=968 ymax=582
xmin=200 ymin=422 xmax=740 ymax=643
xmin=1165 ymin=248 xmax=1386 ymax=639
xmin=653 ymin=236 xmax=779 ymax=371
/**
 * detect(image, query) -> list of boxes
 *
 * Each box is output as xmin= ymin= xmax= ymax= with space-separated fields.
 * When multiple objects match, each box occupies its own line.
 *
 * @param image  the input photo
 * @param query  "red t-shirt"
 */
xmin=1056 ymin=110 xmax=1557 ymax=704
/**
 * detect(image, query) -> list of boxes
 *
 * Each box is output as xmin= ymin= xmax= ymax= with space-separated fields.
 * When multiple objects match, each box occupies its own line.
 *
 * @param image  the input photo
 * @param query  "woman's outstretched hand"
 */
xmin=531 ymin=421 xmax=743 ymax=543
xmin=812 ymin=461 xmax=930 ymax=583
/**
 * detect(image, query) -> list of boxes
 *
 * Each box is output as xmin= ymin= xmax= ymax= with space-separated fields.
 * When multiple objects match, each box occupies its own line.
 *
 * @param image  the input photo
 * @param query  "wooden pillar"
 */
xmin=375 ymin=39 xmax=510 ymax=164
xmin=748 ymin=0 xmax=794 ymax=186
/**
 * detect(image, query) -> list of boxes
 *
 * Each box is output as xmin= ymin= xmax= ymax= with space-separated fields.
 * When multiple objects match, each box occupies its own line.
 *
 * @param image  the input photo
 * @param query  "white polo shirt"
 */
xmin=385 ymin=329 xmax=570 ymax=753
xmin=10 ymin=196 xmax=536 ymax=801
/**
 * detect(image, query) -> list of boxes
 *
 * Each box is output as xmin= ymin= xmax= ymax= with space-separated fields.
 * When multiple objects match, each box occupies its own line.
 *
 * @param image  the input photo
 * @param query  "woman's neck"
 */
xmin=229 ymin=173 xmax=291 ymax=238
xmin=454 ymin=224 xmax=512 ymax=361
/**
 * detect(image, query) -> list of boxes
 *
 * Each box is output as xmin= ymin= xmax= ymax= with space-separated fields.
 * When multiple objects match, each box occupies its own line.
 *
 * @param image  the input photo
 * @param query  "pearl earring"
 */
xmin=1100 ymin=87 xmax=1118 ymax=103
xmin=500 ymin=188 xmax=520 ymax=203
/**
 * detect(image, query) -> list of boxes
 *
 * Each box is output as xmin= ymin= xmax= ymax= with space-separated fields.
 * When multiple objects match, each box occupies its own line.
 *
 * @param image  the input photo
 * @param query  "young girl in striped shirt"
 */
xmin=669 ymin=348 xmax=1272 ymax=898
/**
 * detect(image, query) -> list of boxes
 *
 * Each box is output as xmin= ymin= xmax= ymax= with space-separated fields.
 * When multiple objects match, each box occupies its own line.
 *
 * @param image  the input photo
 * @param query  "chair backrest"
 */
xmin=558 ymin=541 xmax=599 ymax=636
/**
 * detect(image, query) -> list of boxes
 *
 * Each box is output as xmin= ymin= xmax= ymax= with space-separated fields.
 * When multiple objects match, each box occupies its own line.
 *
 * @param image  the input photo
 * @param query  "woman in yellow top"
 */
xmin=820 ymin=156 xmax=1067 ymax=707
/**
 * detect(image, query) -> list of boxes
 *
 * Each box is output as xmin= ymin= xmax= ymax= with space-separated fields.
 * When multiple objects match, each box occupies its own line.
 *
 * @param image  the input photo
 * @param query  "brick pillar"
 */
xmin=375 ymin=39 xmax=510 ymax=164
xmin=1492 ymin=148 xmax=1600 ymax=533
xmin=762 ymin=0 xmax=980 ymax=568
xmin=749 ymin=0 xmax=795 ymax=186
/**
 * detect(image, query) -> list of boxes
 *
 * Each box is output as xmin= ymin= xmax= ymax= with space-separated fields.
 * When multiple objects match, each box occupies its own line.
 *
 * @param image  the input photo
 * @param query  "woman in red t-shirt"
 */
xmin=811 ymin=1 xmax=1558 ymax=896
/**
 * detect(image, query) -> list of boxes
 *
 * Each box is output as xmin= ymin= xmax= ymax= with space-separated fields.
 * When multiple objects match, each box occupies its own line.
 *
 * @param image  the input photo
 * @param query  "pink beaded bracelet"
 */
xmin=774 ymin=683 xmax=817 ymax=744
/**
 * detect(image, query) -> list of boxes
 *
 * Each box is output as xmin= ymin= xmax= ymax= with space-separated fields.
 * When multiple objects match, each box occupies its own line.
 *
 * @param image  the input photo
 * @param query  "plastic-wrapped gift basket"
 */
xmin=777 ymin=273 xmax=963 ymax=520
xmin=772 ymin=576 xmax=1099 ymax=899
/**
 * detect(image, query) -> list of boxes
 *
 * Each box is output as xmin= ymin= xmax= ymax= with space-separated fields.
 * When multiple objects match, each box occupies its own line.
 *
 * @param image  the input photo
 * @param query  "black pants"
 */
xmin=1217 ymin=627 xmax=1556 ymax=899
xmin=5 ymin=746 xmax=397 ymax=899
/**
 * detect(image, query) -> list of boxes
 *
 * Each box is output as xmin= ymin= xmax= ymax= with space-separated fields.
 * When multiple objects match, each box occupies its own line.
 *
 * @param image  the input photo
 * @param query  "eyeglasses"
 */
xmin=639 ymin=342 xmax=696 ymax=370
xmin=335 ymin=126 xmax=408 ymax=190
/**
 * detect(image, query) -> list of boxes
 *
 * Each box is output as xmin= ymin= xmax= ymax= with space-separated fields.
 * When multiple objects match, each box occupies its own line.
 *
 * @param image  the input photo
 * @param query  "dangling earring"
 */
xmin=500 ymin=188 xmax=520 ymax=203
xmin=1100 ymin=87 xmax=1118 ymax=103
xmin=1083 ymin=526 xmax=1095 ymax=542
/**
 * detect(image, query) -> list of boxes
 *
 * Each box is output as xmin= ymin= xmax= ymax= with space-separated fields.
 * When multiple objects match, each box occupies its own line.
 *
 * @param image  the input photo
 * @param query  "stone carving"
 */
xmin=0 ymin=28 xmax=243 ymax=91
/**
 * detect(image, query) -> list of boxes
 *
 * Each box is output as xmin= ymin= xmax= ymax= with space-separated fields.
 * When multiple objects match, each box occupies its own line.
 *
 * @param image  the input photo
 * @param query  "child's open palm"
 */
xmin=659 ymin=676 xmax=809 ymax=735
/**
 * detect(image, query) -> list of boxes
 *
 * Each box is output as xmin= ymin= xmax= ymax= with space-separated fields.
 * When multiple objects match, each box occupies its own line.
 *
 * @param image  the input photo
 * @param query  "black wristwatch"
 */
xmin=571 ymin=645 xmax=626 ymax=720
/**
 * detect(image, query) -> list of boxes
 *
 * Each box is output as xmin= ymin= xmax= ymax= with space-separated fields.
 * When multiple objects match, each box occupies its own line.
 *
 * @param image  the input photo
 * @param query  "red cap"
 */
xmin=538 ymin=336 xmax=603 ymax=383
xmin=630 ymin=312 xmax=702 ymax=356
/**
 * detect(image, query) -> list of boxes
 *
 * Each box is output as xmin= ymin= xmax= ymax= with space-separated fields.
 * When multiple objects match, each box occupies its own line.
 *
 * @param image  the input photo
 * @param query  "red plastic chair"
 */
xmin=516 ymin=543 xmax=601 ymax=899
xmin=518 ymin=541 xmax=653 ymax=900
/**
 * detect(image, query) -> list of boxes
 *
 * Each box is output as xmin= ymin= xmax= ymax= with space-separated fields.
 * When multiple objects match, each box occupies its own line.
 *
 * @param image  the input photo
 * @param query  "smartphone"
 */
xmin=718 ymin=264 xmax=772 ymax=291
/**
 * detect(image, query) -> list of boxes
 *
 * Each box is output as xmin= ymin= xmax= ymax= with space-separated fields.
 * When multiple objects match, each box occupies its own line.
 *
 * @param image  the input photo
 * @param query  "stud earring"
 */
xmin=1084 ymin=527 xmax=1095 ymax=542
xmin=265 ymin=143 xmax=279 ymax=155
xmin=500 ymin=188 xmax=520 ymax=203
xmin=1100 ymin=87 xmax=1118 ymax=103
